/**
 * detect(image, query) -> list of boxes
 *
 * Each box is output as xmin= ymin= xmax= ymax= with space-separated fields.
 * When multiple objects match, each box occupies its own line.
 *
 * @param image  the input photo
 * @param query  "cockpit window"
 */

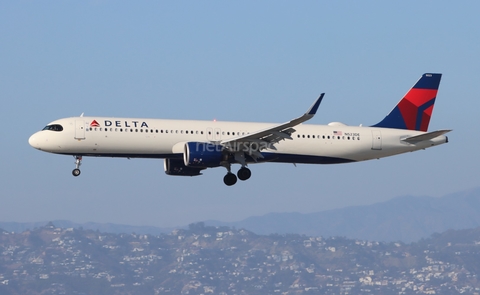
xmin=42 ymin=124 xmax=63 ymax=132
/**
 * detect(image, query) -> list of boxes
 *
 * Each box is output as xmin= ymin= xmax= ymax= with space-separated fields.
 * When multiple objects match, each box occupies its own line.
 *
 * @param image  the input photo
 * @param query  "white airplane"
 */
xmin=29 ymin=73 xmax=450 ymax=186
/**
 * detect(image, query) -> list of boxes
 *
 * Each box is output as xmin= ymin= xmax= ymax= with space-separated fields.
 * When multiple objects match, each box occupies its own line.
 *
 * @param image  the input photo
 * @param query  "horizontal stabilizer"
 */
xmin=402 ymin=129 xmax=451 ymax=143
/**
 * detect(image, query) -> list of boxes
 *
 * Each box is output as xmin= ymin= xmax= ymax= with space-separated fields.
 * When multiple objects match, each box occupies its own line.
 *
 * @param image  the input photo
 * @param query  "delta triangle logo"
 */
xmin=90 ymin=120 xmax=100 ymax=127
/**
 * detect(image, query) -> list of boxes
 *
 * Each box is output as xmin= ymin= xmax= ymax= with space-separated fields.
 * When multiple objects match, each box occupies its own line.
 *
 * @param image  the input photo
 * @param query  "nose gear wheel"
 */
xmin=72 ymin=156 xmax=82 ymax=177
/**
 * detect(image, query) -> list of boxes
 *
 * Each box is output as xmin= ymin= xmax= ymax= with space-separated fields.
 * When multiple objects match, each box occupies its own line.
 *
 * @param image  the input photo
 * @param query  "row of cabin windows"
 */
xmin=88 ymin=127 xmax=205 ymax=134
xmin=87 ymin=127 xmax=249 ymax=136
xmin=297 ymin=134 xmax=361 ymax=141
xmin=86 ymin=128 xmax=360 ymax=140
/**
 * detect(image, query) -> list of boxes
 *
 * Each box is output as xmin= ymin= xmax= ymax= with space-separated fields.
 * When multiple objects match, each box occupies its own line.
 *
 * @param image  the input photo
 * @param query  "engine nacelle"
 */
xmin=164 ymin=158 xmax=203 ymax=176
xmin=184 ymin=142 xmax=224 ymax=168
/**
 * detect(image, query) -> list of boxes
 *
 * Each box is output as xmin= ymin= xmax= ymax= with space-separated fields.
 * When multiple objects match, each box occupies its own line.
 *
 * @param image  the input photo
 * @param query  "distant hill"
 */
xmin=205 ymin=187 xmax=480 ymax=242
xmin=0 ymin=220 xmax=174 ymax=236
xmin=2 ymin=187 xmax=480 ymax=243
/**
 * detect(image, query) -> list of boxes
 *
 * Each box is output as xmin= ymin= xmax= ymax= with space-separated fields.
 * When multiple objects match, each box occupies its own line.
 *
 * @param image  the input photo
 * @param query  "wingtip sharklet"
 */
xmin=307 ymin=93 xmax=325 ymax=116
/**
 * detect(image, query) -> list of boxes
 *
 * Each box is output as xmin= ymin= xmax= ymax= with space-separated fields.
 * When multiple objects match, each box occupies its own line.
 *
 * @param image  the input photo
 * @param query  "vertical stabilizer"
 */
xmin=372 ymin=73 xmax=442 ymax=131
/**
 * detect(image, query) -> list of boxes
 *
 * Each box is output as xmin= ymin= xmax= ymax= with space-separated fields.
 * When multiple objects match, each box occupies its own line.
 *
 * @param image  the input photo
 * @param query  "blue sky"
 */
xmin=1 ymin=1 xmax=479 ymax=227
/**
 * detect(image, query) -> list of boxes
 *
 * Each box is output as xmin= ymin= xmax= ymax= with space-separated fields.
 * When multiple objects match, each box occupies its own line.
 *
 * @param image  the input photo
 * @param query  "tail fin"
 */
xmin=372 ymin=73 xmax=442 ymax=131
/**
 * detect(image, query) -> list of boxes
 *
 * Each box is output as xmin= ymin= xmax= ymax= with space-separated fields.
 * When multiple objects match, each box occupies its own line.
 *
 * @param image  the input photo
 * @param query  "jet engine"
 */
xmin=183 ymin=142 xmax=225 ymax=168
xmin=164 ymin=158 xmax=203 ymax=176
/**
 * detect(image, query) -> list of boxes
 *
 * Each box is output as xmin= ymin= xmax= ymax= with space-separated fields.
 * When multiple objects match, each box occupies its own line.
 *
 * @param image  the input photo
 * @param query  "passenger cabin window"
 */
xmin=42 ymin=124 xmax=63 ymax=132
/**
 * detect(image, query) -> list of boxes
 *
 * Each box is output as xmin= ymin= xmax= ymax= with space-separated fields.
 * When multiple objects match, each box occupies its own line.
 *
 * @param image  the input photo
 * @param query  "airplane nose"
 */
xmin=29 ymin=133 xmax=41 ymax=149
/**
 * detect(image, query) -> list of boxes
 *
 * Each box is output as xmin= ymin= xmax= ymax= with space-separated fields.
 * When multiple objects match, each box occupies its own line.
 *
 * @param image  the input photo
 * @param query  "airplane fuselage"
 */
xmin=29 ymin=116 xmax=447 ymax=164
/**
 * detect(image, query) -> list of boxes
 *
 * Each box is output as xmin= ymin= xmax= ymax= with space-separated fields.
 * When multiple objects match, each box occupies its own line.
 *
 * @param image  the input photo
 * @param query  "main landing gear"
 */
xmin=72 ymin=156 xmax=82 ymax=177
xmin=223 ymin=167 xmax=252 ymax=186
xmin=237 ymin=167 xmax=251 ymax=181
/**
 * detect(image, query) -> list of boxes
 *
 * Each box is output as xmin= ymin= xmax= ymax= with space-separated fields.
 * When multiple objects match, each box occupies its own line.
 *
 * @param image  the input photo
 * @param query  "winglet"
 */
xmin=307 ymin=93 xmax=324 ymax=116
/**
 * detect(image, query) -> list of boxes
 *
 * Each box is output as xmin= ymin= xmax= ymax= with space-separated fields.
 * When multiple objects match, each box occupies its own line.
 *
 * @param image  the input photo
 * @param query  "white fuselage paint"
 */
xmin=28 ymin=116 xmax=448 ymax=164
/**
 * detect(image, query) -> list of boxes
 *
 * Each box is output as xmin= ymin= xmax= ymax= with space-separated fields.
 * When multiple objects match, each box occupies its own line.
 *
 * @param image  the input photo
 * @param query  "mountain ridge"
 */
xmin=2 ymin=187 xmax=480 ymax=243
xmin=0 ymin=220 xmax=175 ymax=236
xmin=205 ymin=187 xmax=480 ymax=242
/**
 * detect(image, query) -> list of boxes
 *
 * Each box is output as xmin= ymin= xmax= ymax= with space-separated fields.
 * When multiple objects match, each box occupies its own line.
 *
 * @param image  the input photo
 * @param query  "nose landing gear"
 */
xmin=72 ymin=156 xmax=82 ymax=177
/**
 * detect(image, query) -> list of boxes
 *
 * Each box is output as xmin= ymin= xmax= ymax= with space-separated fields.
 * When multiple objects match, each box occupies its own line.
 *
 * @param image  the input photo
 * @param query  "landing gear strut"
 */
xmin=72 ymin=156 xmax=82 ymax=177
xmin=221 ymin=154 xmax=252 ymax=186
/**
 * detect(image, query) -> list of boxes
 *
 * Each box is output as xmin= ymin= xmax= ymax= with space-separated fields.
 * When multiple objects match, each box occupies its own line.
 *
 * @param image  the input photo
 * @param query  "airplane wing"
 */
xmin=220 ymin=94 xmax=324 ymax=162
xmin=402 ymin=129 xmax=452 ymax=143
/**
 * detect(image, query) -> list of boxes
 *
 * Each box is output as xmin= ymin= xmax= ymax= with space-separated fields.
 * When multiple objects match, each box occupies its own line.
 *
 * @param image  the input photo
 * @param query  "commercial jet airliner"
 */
xmin=29 ymin=73 xmax=450 ymax=186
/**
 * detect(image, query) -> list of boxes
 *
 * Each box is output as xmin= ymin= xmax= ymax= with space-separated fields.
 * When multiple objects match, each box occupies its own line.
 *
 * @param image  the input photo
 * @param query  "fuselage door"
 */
xmin=75 ymin=121 xmax=86 ymax=140
xmin=371 ymin=130 xmax=382 ymax=150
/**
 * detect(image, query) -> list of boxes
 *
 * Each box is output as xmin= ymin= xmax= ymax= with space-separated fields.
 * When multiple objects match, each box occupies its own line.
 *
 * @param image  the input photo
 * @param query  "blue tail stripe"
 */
xmin=415 ymin=98 xmax=436 ymax=131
